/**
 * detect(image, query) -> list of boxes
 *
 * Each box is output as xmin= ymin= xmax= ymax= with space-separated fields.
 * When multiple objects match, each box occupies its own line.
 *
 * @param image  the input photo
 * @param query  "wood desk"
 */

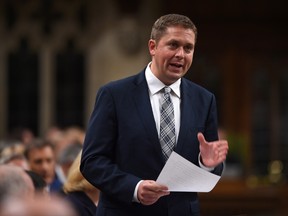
xmin=199 ymin=179 xmax=288 ymax=216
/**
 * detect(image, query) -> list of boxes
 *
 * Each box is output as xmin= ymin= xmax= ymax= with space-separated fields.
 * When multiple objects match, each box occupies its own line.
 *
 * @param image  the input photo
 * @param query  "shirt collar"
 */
xmin=145 ymin=62 xmax=181 ymax=98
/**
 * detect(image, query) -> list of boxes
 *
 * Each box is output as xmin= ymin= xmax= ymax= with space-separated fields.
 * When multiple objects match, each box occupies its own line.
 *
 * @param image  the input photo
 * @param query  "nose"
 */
xmin=41 ymin=161 xmax=51 ymax=172
xmin=175 ymin=47 xmax=184 ymax=58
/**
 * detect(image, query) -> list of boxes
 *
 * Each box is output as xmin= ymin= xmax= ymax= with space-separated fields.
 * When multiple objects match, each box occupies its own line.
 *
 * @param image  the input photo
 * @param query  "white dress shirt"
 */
xmin=145 ymin=62 xmax=181 ymax=142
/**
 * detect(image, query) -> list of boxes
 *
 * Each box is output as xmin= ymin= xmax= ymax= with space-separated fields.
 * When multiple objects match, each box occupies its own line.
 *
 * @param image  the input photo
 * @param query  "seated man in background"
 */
xmin=0 ymin=139 xmax=29 ymax=169
xmin=24 ymin=139 xmax=64 ymax=193
xmin=0 ymin=164 xmax=35 ymax=203
xmin=0 ymin=164 xmax=78 ymax=216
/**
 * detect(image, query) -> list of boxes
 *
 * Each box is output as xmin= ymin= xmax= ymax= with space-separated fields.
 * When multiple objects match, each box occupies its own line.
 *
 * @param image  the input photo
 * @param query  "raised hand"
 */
xmin=197 ymin=132 xmax=228 ymax=168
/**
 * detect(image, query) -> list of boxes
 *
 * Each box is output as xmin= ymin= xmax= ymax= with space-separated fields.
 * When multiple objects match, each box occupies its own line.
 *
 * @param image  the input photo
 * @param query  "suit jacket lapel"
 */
xmin=132 ymin=71 xmax=162 ymax=154
xmin=176 ymin=79 xmax=195 ymax=153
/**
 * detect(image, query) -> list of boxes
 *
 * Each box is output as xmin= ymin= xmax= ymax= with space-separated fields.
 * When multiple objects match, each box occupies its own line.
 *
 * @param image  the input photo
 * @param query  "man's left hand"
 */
xmin=198 ymin=132 xmax=229 ymax=168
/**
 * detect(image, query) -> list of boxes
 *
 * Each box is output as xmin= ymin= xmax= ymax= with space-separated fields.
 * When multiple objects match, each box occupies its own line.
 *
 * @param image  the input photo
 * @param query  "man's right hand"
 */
xmin=137 ymin=180 xmax=170 ymax=205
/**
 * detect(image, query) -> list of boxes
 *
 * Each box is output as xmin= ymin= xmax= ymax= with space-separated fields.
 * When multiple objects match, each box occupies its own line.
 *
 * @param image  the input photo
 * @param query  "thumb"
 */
xmin=197 ymin=132 xmax=206 ymax=145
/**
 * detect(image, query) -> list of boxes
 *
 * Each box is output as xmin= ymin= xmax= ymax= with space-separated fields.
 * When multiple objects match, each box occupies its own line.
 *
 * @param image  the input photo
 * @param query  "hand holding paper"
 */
xmin=156 ymin=151 xmax=221 ymax=192
xmin=137 ymin=180 xmax=170 ymax=205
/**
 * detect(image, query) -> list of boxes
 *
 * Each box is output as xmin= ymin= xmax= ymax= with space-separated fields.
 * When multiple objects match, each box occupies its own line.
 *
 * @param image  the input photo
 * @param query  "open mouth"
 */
xmin=170 ymin=63 xmax=183 ymax=68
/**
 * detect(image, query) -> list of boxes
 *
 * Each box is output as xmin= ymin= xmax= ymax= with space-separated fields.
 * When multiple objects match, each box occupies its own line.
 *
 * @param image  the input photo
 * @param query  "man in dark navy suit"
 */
xmin=80 ymin=14 xmax=229 ymax=216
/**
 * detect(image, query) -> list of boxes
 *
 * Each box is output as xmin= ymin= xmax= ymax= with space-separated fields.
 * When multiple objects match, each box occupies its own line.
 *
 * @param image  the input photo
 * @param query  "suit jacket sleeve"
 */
xmin=80 ymin=84 xmax=141 ymax=204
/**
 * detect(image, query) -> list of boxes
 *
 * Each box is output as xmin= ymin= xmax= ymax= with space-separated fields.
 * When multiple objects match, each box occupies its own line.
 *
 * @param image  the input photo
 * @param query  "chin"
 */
xmin=170 ymin=72 xmax=183 ymax=80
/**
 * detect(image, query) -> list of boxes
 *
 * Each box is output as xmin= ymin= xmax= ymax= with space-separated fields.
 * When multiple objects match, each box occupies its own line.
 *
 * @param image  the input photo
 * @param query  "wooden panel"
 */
xmin=199 ymin=179 xmax=288 ymax=216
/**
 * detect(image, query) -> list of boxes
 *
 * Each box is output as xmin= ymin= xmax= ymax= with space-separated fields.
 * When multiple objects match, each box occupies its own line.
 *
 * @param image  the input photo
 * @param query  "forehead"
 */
xmin=28 ymin=146 xmax=54 ymax=158
xmin=160 ymin=26 xmax=195 ymax=44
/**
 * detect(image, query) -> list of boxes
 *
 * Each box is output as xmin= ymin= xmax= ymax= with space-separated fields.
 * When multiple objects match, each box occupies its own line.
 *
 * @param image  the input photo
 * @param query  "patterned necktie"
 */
xmin=159 ymin=87 xmax=176 ymax=160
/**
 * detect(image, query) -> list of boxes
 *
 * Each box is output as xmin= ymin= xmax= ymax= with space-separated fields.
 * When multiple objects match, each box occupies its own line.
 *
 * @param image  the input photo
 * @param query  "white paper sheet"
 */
xmin=156 ymin=151 xmax=221 ymax=192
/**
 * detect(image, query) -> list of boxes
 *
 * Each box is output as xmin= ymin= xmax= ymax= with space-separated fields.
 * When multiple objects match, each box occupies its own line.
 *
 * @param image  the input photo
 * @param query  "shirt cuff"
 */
xmin=133 ymin=180 xmax=143 ymax=202
xmin=198 ymin=153 xmax=215 ymax=172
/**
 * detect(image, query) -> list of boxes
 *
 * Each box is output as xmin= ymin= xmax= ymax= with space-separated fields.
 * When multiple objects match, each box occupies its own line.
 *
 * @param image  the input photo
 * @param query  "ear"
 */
xmin=148 ymin=39 xmax=156 ymax=56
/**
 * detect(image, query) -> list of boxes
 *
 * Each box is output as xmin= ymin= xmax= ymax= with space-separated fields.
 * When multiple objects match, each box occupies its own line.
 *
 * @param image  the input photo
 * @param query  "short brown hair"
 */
xmin=24 ymin=139 xmax=55 ymax=160
xmin=150 ymin=14 xmax=198 ymax=43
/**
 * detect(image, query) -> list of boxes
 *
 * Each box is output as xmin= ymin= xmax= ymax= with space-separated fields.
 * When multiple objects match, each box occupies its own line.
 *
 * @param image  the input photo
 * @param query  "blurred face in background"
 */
xmin=26 ymin=146 xmax=56 ymax=185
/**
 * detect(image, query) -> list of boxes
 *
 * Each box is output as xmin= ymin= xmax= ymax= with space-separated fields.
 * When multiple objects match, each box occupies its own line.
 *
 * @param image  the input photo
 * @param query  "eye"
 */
xmin=168 ymin=41 xmax=178 ymax=49
xmin=46 ymin=158 xmax=53 ymax=164
xmin=34 ymin=159 xmax=42 ymax=165
xmin=184 ymin=45 xmax=193 ymax=53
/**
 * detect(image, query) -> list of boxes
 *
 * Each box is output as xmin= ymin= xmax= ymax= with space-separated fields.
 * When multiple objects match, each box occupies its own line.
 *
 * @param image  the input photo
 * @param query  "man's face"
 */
xmin=149 ymin=26 xmax=196 ymax=85
xmin=27 ymin=146 xmax=56 ymax=185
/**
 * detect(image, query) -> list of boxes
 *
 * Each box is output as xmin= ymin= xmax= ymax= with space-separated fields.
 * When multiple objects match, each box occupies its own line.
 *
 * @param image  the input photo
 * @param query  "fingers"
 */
xmin=198 ymin=132 xmax=228 ymax=149
xmin=138 ymin=180 xmax=169 ymax=205
xmin=198 ymin=132 xmax=229 ymax=167
xmin=215 ymin=140 xmax=228 ymax=161
xmin=216 ymin=140 xmax=229 ymax=154
xmin=142 ymin=180 xmax=168 ymax=191
xmin=199 ymin=132 xmax=228 ymax=153
xmin=197 ymin=132 xmax=206 ymax=144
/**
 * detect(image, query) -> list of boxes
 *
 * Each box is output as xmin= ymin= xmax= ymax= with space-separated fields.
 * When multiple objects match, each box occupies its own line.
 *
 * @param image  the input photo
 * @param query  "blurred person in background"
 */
xmin=45 ymin=126 xmax=85 ymax=160
xmin=44 ymin=126 xmax=84 ymax=183
xmin=0 ymin=139 xmax=29 ymax=169
xmin=64 ymin=126 xmax=85 ymax=145
xmin=0 ymin=165 xmax=78 ymax=216
xmin=25 ymin=170 xmax=48 ymax=196
xmin=9 ymin=127 xmax=35 ymax=146
xmin=63 ymin=150 xmax=99 ymax=216
xmin=24 ymin=139 xmax=64 ymax=193
xmin=56 ymin=141 xmax=82 ymax=182
xmin=0 ymin=164 xmax=35 ymax=213
xmin=27 ymin=194 xmax=79 ymax=216
xmin=1 ymin=193 xmax=78 ymax=216
xmin=44 ymin=126 xmax=70 ymax=159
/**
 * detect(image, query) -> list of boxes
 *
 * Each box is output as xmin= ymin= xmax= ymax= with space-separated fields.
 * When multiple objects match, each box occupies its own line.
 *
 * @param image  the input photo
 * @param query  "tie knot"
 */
xmin=164 ymin=87 xmax=171 ymax=94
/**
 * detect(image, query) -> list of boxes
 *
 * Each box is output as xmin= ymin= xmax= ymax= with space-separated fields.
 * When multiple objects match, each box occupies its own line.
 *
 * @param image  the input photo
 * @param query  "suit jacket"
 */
xmin=49 ymin=172 xmax=64 ymax=193
xmin=80 ymin=69 xmax=223 ymax=216
xmin=65 ymin=191 xmax=97 ymax=216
